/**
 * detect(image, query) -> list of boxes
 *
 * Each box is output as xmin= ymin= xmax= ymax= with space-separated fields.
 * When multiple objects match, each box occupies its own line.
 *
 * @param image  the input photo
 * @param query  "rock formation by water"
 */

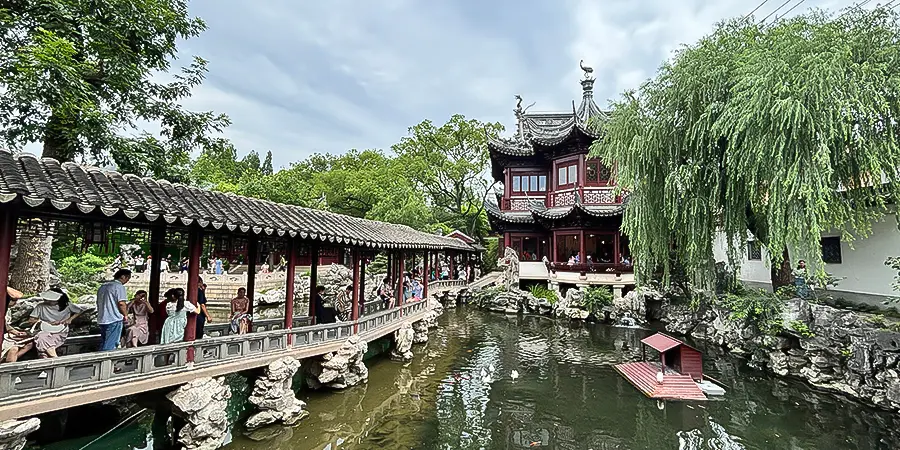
xmin=663 ymin=297 xmax=900 ymax=412
xmin=412 ymin=319 xmax=429 ymax=343
xmin=392 ymin=322 xmax=414 ymax=361
xmin=306 ymin=335 xmax=369 ymax=389
xmin=246 ymin=357 xmax=308 ymax=430
xmin=166 ymin=377 xmax=232 ymax=450
xmin=0 ymin=418 xmax=40 ymax=450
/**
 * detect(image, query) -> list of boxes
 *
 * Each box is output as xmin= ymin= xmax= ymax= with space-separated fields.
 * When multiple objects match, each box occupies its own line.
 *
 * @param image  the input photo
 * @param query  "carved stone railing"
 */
xmin=548 ymin=262 xmax=634 ymax=274
xmin=429 ymin=280 xmax=467 ymax=291
xmin=0 ymin=301 xmax=429 ymax=404
xmin=56 ymin=316 xmax=313 ymax=356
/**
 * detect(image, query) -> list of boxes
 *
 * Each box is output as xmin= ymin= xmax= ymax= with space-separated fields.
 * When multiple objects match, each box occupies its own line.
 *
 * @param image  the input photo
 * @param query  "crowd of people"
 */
xmin=1 ymin=261 xmax=446 ymax=363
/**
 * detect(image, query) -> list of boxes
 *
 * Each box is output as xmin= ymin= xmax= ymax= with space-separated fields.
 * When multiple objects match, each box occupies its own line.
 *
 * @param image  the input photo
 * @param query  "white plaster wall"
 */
xmin=713 ymin=217 xmax=900 ymax=297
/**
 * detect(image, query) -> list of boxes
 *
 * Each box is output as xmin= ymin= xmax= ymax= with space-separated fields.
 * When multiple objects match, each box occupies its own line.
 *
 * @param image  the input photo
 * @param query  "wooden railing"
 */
xmin=548 ymin=262 xmax=634 ymax=274
xmin=0 ymin=299 xmax=430 ymax=404
xmin=501 ymin=187 xmax=623 ymax=210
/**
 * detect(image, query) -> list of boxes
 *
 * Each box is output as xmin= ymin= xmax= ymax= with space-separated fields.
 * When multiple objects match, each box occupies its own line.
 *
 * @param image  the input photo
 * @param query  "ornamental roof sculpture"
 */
xmin=488 ymin=60 xmax=608 ymax=157
xmin=0 ymin=150 xmax=474 ymax=251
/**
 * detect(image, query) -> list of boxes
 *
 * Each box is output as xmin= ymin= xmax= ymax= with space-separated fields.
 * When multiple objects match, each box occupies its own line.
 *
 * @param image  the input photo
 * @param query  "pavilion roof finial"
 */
xmin=579 ymin=59 xmax=595 ymax=80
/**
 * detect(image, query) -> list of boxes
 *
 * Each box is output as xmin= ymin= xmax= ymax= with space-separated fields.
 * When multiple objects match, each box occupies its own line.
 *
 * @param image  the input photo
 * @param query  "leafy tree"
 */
xmin=1 ymin=0 xmax=228 ymax=293
xmin=392 ymin=115 xmax=503 ymax=238
xmin=261 ymin=151 xmax=274 ymax=176
xmin=591 ymin=6 xmax=900 ymax=291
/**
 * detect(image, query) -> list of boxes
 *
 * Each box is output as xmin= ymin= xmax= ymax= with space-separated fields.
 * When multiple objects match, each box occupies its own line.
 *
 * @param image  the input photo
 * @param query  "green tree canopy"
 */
xmin=392 ymin=114 xmax=502 ymax=237
xmin=0 ymin=0 xmax=228 ymax=180
xmin=590 ymin=6 xmax=900 ymax=289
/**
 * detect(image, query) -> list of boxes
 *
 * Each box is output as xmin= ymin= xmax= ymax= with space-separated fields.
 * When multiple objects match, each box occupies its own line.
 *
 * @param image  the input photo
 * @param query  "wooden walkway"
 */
xmin=614 ymin=362 xmax=707 ymax=401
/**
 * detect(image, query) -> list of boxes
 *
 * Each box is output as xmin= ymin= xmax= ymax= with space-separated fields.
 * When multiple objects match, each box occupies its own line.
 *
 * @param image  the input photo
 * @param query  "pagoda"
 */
xmin=486 ymin=62 xmax=633 ymax=290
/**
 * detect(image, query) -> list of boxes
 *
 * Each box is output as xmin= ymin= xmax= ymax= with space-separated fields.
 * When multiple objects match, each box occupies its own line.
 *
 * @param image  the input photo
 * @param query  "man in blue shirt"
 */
xmin=96 ymin=269 xmax=132 ymax=351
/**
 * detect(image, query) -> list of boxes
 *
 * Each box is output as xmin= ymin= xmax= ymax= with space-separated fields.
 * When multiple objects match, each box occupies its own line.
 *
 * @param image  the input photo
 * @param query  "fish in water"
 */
xmin=511 ymin=370 xmax=519 ymax=380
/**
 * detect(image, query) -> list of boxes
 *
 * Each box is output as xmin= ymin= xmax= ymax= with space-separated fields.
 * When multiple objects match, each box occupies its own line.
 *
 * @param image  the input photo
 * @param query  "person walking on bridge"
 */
xmin=97 ymin=269 xmax=131 ymax=351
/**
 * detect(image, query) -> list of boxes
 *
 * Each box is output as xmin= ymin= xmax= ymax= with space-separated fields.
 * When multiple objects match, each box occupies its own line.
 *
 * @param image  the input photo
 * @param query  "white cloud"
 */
xmin=161 ymin=0 xmax=862 ymax=168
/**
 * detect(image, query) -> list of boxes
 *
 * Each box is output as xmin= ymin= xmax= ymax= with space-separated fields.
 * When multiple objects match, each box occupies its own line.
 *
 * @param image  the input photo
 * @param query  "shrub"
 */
xmin=582 ymin=286 xmax=614 ymax=315
xmin=482 ymin=238 xmax=499 ymax=272
xmin=57 ymin=254 xmax=110 ymax=298
xmin=720 ymin=289 xmax=784 ymax=335
xmin=789 ymin=320 xmax=815 ymax=338
xmin=529 ymin=285 xmax=558 ymax=304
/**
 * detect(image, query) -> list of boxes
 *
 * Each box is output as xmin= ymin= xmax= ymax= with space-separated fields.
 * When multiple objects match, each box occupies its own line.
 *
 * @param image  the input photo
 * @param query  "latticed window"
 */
xmin=747 ymin=240 xmax=762 ymax=261
xmin=821 ymin=236 xmax=842 ymax=264
xmin=586 ymin=160 xmax=612 ymax=185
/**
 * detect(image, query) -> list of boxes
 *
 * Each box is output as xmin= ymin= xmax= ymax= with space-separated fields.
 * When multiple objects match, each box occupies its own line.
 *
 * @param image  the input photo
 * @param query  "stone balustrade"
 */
xmin=0 ymin=299 xmax=430 ymax=410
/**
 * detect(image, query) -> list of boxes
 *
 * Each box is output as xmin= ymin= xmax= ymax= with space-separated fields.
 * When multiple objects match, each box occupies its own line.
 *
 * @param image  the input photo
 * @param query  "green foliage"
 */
xmin=582 ymin=286 xmax=614 ymax=315
xmin=886 ymin=257 xmax=900 ymax=303
xmin=482 ymin=238 xmax=499 ymax=272
xmin=57 ymin=254 xmax=109 ymax=297
xmin=841 ymin=346 xmax=853 ymax=358
xmin=392 ymin=115 xmax=503 ymax=237
xmin=590 ymin=6 xmax=900 ymax=289
xmin=867 ymin=314 xmax=887 ymax=328
xmin=0 ymin=0 xmax=228 ymax=179
xmin=789 ymin=320 xmax=815 ymax=338
xmin=529 ymin=285 xmax=558 ymax=304
xmin=720 ymin=289 xmax=785 ymax=335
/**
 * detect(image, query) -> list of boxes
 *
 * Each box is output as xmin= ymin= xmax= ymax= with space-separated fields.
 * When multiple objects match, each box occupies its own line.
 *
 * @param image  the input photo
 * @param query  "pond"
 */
xmin=39 ymin=307 xmax=900 ymax=449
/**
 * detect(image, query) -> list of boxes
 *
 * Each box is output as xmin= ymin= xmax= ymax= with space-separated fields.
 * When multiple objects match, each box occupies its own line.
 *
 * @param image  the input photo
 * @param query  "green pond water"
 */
xmin=42 ymin=307 xmax=900 ymax=449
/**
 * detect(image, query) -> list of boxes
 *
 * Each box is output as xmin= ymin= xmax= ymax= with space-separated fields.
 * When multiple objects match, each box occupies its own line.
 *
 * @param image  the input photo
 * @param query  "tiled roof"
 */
xmin=0 ymin=151 xmax=474 ymax=251
xmin=640 ymin=333 xmax=683 ymax=353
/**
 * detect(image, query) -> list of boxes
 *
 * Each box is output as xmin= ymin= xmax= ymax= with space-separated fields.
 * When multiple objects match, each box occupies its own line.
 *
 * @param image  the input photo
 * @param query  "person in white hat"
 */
xmin=29 ymin=288 xmax=85 ymax=358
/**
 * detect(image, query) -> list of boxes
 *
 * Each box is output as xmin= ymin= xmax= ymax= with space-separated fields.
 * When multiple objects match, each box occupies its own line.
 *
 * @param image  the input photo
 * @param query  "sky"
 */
xmin=175 ymin=0 xmax=851 ymax=169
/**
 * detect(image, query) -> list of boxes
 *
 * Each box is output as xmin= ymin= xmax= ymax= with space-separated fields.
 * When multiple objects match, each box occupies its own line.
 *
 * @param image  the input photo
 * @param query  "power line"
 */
xmin=775 ymin=0 xmax=806 ymax=20
xmin=761 ymin=0 xmax=793 ymax=22
xmin=744 ymin=0 xmax=772 ymax=19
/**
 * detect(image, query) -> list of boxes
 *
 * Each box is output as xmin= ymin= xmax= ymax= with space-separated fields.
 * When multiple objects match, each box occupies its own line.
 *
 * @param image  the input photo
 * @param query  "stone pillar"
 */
xmin=166 ymin=377 xmax=231 ymax=450
xmin=391 ymin=322 xmax=414 ymax=361
xmin=613 ymin=284 xmax=625 ymax=298
xmin=0 ymin=418 xmax=40 ymax=450
xmin=306 ymin=335 xmax=368 ymax=389
xmin=246 ymin=357 xmax=308 ymax=430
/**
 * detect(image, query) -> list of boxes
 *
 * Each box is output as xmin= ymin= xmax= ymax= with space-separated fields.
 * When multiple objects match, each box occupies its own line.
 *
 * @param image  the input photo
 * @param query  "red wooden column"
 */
xmin=284 ymin=238 xmax=297 ymax=342
xmin=147 ymin=225 xmax=165 ymax=344
xmin=246 ymin=237 xmax=258 ymax=330
xmin=0 ymin=211 xmax=16 ymax=349
xmin=351 ymin=250 xmax=360 ymax=333
xmin=579 ymin=230 xmax=586 ymax=263
xmin=422 ymin=250 xmax=430 ymax=299
xmin=184 ymin=227 xmax=202 ymax=362
xmin=308 ymin=243 xmax=319 ymax=324
xmin=396 ymin=251 xmax=405 ymax=315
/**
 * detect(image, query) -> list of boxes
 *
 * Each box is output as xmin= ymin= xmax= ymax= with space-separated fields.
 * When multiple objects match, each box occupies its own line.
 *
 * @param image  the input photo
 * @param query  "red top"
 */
xmin=641 ymin=333 xmax=682 ymax=352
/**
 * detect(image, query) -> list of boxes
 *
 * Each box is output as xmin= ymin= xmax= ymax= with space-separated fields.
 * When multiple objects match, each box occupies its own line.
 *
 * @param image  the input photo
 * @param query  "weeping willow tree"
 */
xmin=591 ymin=6 xmax=900 ymax=291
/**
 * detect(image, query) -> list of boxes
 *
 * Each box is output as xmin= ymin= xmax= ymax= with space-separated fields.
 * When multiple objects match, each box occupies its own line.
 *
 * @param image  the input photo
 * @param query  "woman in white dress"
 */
xmin=160 ymin=288 xmax=196 ymax=344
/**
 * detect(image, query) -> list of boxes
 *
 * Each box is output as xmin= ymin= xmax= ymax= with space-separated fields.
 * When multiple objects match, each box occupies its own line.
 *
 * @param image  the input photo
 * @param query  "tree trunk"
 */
xmin=9 ymin=219 xmax=54 ymax=294
xmin=770 ymin=247 xmax=793 ymax=292
xmin=9 ymin=115 xmax=69 ymax=294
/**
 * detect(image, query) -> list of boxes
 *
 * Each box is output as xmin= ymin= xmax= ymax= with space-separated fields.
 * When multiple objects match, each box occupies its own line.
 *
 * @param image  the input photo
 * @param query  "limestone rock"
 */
xmin=412 ymin=319 xmax=429 ymax=344
xmin=306 ymin=335 xmax=368 ymax=389
xmin=166 ymin=377 xmax=231 ymax=450
xmin=391 ymin=322 xmax=414 ymax=361
xmin=0 ymin=418 xmax=40 ymax=450
xmin=246 ymin=357 xmax=308 ymax=430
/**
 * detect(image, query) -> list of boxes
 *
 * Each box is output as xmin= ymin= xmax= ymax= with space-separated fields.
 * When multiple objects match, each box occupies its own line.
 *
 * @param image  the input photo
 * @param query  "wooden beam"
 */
xmin=309 ymin=243 xmax=319 ymax=324
xmin=147 ymin=225 xmax=165 ymax=344
xmin=184 ymin=227 xmax=203 ymax=362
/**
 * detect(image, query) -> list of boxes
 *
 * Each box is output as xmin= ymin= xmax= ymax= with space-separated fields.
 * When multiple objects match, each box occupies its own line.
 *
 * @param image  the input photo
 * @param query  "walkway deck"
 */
xmin=613 ymin=362 xmax=707 ymax=401
xmin=0 ymin=299 xmax=432 ymax=421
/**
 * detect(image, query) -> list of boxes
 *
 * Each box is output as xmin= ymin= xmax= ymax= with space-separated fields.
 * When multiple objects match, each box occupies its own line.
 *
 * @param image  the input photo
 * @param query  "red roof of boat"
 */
xmin=641 ymin=333 xmax=682 ymax=352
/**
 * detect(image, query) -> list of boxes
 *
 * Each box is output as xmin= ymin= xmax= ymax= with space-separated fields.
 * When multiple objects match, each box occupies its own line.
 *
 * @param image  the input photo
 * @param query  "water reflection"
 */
xmin=57 ymin=307 xmax=897 ymax=449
